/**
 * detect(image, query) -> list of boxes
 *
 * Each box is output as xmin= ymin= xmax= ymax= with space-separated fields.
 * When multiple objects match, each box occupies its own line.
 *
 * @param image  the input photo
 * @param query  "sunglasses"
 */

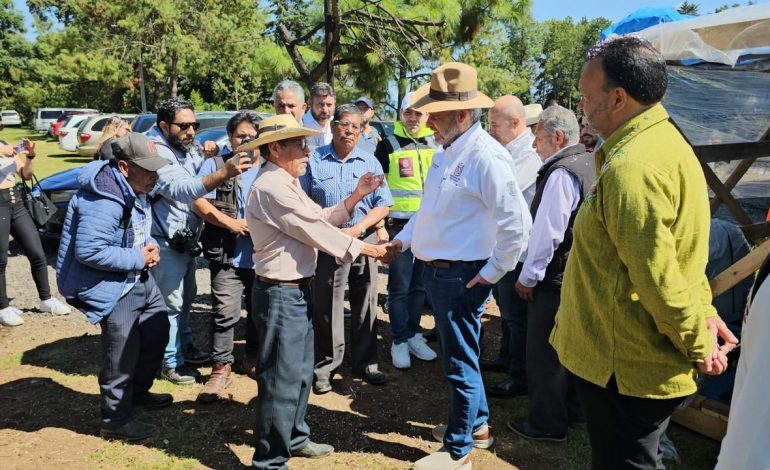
xmin=171 ymin=121 xmax=200 ymax=131
xmin=280 ymin=138 xmax=310 ymax=151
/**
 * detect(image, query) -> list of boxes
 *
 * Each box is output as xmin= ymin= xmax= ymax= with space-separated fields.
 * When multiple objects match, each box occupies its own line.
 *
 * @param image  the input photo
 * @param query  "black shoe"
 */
xmin=479 ymin=356 xmax=507 ymax=372
xmin=354 ymin=369 xmax=388 ymax=386
xmin=507 ymin=419 xmax=566 ymax=442
xmin=100 ymin=420 xmax=157 ymax=441
xmin=486 ymin=378 xmax=527 ymax=398
xmin=133 ymin=392 xmax=173 ymax=409
xmin=294 ymin=441 xmax=334 ymax=459
xmin=422 ymin=328 xmax=437 ymax=343
xmin=160 ymin=365 xmax=196 ymax=385
xmin=184 ymin=345 xmax=209 ymax=365
xmin=313 ymin=378 xmax=332 ymax=394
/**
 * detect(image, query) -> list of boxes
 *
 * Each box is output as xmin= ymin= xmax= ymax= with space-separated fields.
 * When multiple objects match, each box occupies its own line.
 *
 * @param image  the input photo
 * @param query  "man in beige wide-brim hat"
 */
xmin=240 ymin=113 xmax=388 ymax=469
xmin=383 ymin=62 xmax=532 ymax=470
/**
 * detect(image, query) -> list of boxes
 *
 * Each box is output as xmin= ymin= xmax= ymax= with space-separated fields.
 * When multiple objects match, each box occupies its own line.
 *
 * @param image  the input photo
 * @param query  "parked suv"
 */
xmin=1 ymin=110 xmax=22 ymax=127
xmin=76 ymin=114 xmax=136 ymax=157
xmin=34 ymin=107 xmax=98 ymax=133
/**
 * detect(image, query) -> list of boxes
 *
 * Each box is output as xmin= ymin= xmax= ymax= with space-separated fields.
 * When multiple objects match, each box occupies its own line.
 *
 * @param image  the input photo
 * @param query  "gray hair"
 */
xmin=272 ymin=80 xmax=305 ymax=103
xmin=538 ymin=105 xmax=579 ymax=144
xmin=468 ymin=108 xmax=483 ymax=124
xmin=310 ymin=82 xmax=335 ymax=99
xmin=333 ymin=103 xmax=361 ymax=122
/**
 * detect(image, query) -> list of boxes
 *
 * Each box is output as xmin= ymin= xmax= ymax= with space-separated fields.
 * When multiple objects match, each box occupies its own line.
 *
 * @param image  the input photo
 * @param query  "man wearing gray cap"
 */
xmin=56 ymin=132 xmax=174 ymax=442
xmin=354 ymin=96 xmax=381 ymax=154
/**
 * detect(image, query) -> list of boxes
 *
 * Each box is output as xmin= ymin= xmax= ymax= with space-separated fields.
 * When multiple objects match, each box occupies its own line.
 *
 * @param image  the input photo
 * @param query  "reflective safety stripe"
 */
xmin=389 ymin=210 xmax=415 ymax=219
xmin=390 ymin=189 xmax=423 ymax=198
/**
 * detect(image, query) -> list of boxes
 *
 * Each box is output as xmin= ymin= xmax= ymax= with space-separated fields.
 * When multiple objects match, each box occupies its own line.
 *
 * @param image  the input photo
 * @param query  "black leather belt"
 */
xmin=423 ymin=259 xmax=486 ymax=269
xmin=257 ymin=275 xmax=313 ymax=286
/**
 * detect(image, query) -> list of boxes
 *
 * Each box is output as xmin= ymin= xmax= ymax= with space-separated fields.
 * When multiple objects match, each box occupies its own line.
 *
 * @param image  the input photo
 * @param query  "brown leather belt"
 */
xmin=423 ymin=259 xmax=485 ymax=270
xmin=257 ymin=275 xmax=313 ymax=286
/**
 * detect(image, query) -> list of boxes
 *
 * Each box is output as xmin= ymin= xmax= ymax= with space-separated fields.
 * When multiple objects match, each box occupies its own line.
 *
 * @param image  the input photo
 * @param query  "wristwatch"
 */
xmin=358 ymin=224 xmax=366 ymax=238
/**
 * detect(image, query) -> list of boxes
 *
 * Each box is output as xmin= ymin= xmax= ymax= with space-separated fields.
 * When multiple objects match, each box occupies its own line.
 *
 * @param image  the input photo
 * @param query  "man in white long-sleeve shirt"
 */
xmin=483 ymin=95 xmax=542 ymax=398
xmin=508 ymin=105 xmax=595 ymax=442
xmin=384 ymin=63 xmax=531 ymax=470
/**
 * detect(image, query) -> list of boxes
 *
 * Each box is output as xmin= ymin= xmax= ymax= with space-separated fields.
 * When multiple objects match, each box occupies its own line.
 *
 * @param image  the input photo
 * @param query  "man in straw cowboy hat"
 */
xmin=383 ymin=62 xmax=532 ymax=470
xmin=240 ymin=114 xmax=388 ymax=469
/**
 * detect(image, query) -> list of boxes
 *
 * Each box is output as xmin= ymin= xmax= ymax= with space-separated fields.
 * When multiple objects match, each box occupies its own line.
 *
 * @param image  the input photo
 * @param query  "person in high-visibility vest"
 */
xmin=374 ymin=92 xmax=438 ymax=370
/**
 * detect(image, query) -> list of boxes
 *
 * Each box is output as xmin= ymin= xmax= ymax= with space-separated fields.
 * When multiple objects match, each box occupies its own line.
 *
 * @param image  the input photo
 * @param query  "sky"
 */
xmin=532 ymin=0 xmax=769 ymax=22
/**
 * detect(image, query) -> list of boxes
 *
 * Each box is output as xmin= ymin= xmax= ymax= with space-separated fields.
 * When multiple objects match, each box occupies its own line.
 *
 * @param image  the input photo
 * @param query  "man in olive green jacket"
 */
xmin=550 ymin=36 xmax=738 ymax=469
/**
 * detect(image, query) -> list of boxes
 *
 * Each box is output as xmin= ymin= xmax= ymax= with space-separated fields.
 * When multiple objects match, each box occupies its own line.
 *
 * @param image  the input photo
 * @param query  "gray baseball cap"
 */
xmin=112 ymin=132 xmax=169 ymax=172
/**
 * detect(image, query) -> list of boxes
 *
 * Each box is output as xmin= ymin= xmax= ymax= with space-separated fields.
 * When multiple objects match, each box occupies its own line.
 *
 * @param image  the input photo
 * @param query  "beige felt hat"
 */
xmin=409 ymin=62 xmax=494 ymax=113
xmin=236 ymin=114 xmax=322 ymax=152
xmin=524 ymin=104 xmax=544 ymax=126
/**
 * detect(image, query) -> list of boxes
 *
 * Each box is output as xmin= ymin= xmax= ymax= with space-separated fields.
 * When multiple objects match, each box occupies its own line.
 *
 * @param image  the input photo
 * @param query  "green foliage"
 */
xmin=678 ymin=1 xmax=700 ymax=15
xmin=3 ymin=1 xmax=611 ymax=119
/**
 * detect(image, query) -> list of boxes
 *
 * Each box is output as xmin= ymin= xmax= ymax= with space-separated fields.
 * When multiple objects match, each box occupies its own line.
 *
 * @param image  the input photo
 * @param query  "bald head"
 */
xmin=488 ymin=95 xmax=528 ymax=145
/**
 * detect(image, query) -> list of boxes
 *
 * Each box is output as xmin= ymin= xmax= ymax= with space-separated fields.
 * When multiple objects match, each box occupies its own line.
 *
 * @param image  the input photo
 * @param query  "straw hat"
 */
xmin=524 ymin=104 xmax=544 ymax=126
xmin=409 ymin=62 xmax=494 ymax=113
xmin=236 ymin=114 xmax=322 ymax=152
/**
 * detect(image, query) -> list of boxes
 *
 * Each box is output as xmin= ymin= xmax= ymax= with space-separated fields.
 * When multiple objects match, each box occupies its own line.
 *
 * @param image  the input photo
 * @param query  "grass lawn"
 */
xmin=0 ymin=127 xmax=90 ymax=179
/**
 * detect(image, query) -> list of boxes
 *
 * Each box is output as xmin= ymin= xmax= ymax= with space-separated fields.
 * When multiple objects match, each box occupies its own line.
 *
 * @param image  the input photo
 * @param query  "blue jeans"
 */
xmin=153 ymin=238 xmax=197 ymax=368
xmin=423 ymin=262 xmax=491 ymax=458
xmin=250 ymin=280 xmax=313 ymax=469
xmin=386 ymin=226 xmax=426 ymax=344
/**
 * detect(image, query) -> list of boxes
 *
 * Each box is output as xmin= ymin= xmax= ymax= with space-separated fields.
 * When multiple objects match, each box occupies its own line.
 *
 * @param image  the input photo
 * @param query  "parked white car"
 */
xmin=58 ymin=114 xmax=97 ymax=152
xmin=76 ymin=114 xmax=135 ymax=157
xmin=1 ymin=110 xmax=22 ymax=127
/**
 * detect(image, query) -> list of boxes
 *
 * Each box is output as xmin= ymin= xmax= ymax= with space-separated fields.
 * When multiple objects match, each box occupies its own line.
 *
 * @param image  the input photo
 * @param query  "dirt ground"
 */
xmin=0 ymin=239 xmax=721 ymax=469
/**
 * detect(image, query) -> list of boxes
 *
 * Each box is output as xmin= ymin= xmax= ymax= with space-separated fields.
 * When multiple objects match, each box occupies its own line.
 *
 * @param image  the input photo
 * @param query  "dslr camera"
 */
xmin=169 ymin=227 xmax=202 ymax=257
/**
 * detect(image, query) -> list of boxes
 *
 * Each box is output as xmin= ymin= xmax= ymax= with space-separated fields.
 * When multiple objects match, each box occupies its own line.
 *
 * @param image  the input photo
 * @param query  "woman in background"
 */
xmin=0 ymin=139 xmax=70 ymax=327
xmin=94 ymin=117 xmax=131 ymax=161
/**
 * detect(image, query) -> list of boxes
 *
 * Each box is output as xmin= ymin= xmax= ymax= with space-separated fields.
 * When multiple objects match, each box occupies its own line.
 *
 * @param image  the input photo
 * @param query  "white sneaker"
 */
xmin=0 ymin=306 xmax=24 ymax=326
xmin=391 ymin=341 xmax=411 ymax=369
xmin=407 ymin=333 xmax=437 ymax=361
xmin=38 ymin=298 xmax=71 ymax=315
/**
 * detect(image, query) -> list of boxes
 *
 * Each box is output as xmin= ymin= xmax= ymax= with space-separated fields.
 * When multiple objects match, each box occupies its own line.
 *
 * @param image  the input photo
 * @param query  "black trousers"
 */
xmin=526 ymin=286 xmax=582 ymax=434
xmin=574 ymin=374 xmax=688 ymax=470
xmin=99 ymin=273 xmax=169 ymax=428
xmin=209 ymin=262 xmax=257 ymax=364
xmin=491 ymin=262 xmax=527 ymax=379
xmin=312 ymin=249 xmax=379 ymax=381
xmin=0 ymin=187 xmax=51 ymax=309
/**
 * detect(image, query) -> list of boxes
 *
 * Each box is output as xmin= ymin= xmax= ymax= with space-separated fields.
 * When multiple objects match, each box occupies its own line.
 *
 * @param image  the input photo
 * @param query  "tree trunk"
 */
xmin=168 ymin=52 xmax=178 ymax=98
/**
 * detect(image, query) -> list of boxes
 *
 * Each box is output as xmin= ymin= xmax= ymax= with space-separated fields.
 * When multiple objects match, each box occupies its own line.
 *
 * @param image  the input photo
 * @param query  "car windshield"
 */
xmin=2 ymin=111 xmax=18 ymax=116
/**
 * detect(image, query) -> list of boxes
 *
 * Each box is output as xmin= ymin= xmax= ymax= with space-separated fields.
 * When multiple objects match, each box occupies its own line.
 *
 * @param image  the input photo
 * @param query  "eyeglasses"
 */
xmin=280 ymin=138 xmax=310 ymax=151
xmin=333 ymin=120 xmax=361 ymax=131
xmin=171 ymin=121 xmax=200 ymax=131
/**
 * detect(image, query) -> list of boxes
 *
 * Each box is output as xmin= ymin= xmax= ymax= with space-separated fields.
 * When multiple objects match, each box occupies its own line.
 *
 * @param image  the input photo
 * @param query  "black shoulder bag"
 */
xmin=16 ymin=173 xmax=57 ymax=228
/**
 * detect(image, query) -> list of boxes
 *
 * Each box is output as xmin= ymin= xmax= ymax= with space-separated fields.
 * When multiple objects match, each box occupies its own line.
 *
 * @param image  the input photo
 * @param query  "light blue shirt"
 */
xmin=356 ymin=127 xmax=380 ymax=155
xmin=300 ymin=143 xmax=393 ymax=227
xmin=197 ymin=157 xmax=258 ymax=269
xmin=145 ymin=125 xmax=209 ymax=239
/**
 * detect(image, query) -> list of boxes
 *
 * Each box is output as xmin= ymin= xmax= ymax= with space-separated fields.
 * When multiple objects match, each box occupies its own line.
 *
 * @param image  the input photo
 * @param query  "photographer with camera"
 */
xmin=146 ymin=98 xmax=252 ymax=385
xmin=191 ymin=111 xmax=261 ymax=401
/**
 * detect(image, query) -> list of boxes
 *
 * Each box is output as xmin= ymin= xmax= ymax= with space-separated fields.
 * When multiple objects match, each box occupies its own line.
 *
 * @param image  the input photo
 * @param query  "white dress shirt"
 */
xmin=518 ymin=147 xmax=581 ymax=287
xmin=504 ymin=129 xmax=541 ymax=206
xmin=302 ymin=111 xmax=333 ymax=149
xmin=395 ymin=122 xmax=532 ymax=284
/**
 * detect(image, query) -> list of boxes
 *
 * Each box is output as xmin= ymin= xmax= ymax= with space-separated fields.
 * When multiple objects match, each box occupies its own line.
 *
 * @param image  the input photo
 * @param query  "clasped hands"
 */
xmin=697 ymin=316 xmax=739 ymax=376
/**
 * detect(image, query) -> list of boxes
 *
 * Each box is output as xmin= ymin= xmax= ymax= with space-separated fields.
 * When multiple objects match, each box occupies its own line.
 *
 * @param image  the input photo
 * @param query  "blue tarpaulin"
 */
xmin=600 ymin=7 xmax=690 ymax=39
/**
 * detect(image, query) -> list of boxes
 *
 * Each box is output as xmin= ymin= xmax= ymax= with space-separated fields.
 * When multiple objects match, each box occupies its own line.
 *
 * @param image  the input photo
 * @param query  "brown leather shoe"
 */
xmin=197 ymin=363 xmax=233 ymax=403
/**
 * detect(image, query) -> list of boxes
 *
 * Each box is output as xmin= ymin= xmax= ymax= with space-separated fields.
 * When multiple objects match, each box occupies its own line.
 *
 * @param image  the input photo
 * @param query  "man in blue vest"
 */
xmin=374 ymin=92 xmax=438 ymax=370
